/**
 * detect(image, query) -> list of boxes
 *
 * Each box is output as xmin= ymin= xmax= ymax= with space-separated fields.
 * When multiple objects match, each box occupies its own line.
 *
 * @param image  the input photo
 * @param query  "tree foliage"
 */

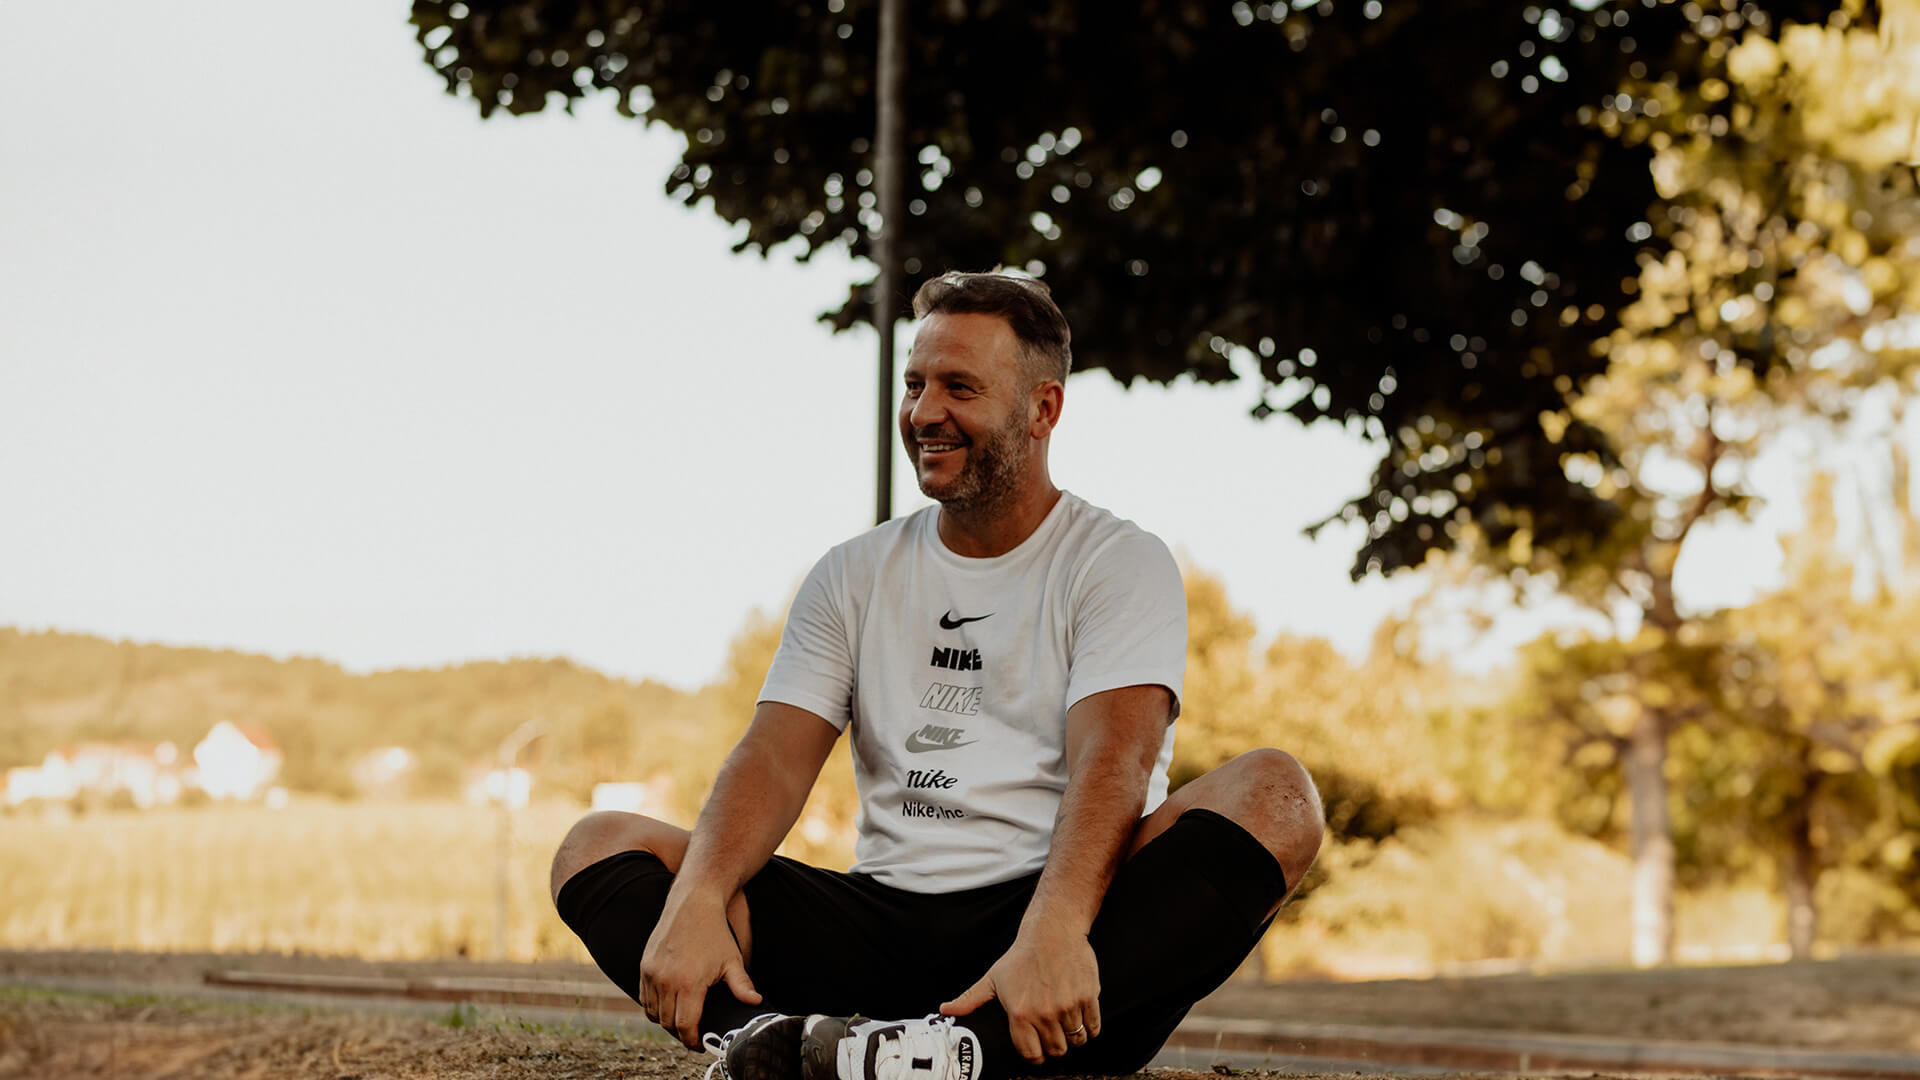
xmin=412 ymin=0 xmax=1865 ymax=581
xmin=1171 ymin=568 xmax=1520 ymax=845
xmin=1510 ymin=458 xmax=1920 ymax=954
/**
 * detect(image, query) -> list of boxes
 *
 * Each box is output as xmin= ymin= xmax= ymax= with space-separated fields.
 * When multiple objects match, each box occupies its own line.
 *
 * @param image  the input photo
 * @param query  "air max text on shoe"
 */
xmin=808 ymin=1014 xmax=980 ymax=1080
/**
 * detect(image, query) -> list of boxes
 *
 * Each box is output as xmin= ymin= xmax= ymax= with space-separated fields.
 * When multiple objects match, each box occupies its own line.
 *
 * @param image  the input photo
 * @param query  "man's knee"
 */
xmin=1202 ymin=748 xmax=1325 ymax=893
xmin=549 ymin=811 xmax=687 ymax=906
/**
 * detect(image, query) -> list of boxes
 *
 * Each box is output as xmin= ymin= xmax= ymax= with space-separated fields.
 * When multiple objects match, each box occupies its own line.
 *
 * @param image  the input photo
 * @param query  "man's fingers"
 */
xmin=722 ymin=960 xmax=762 ymax=1006
xmin=651 ymin=986 xmax=675 ymax=1040
xmin=1010 ymin=1019 xmax=1045 ymax=1065
xmin=939 ymin=975 xmax=996 ymax=1017
xmin=1036 ymin=1017 xmax=1070 ymax=1059
xmin=672 ymin=990 xmax=703 ymax=1050
xmin=1084 ymin=999 xmax=1102 ymax=1041
xmin=1063 ymin=1011 xmax=1090 ymax=1047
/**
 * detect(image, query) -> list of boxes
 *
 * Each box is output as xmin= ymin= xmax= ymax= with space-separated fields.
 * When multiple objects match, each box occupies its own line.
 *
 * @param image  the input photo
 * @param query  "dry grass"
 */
xmin=0 ymin=986 xmax=1547 ymax=1080
xmin=0 ymin=799 xmax=592 ymax=962
xmin=0 ymin=800 xmax=1796 ymax=976
xmin=0 ymin=986 xmax=687 ymax=1080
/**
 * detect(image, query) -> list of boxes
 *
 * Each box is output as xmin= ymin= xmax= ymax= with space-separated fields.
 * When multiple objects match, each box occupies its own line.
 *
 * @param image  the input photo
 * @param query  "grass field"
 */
xmin=1 ymin=799 xmax=1802 ymax=975
xmin=0 ymin=799 xmax=593 ymax=962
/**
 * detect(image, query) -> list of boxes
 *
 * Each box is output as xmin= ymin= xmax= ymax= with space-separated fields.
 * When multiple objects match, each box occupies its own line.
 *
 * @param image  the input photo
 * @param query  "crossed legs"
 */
xmin=549 ymin=749 xmax=1323 ymax=1075
xmin=550 ymin=810 xmax=755 ymax=964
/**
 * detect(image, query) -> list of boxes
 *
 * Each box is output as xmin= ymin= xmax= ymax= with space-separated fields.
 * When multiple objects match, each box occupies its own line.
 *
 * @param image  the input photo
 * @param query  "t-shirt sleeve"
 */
xmin=1064 ymin=531 xmax=1187 ymax=719
xmin=758 ymin=551 xmax=857 ymax=731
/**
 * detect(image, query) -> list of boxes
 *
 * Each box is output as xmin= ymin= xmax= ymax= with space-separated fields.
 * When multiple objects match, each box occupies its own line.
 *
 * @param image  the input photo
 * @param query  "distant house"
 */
xmin=3 ymin=754 xmax=75 ymax=807
xmin=350 ymin=746 xmax=418 ymax=799
xmin=465 ymin=765 xmax=531 ymax=809
xmin=4 ymin=742 xmax=183 ymax=809
xmin=590 ymin=774 xmax=679 ymax=819
xmin=193 ymin=721 xmax=283 ymax=801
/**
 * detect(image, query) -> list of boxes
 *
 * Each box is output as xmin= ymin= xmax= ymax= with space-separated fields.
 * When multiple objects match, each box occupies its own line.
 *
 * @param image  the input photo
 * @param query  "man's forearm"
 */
xmin=674 ymin=732 xmax=816 ymax=900
xmin=639 ymin=706 xmax=834 ymax=1047
xmin=1020 ymin=746 xmax=1153 ymax=936
xmin=1022 ymin=686 xmax=1172 ymax=936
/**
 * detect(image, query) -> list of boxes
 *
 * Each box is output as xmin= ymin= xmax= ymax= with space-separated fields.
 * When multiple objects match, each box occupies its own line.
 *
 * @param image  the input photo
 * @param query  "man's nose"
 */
xmin=907 ymin=389 xmax=947 ymax=428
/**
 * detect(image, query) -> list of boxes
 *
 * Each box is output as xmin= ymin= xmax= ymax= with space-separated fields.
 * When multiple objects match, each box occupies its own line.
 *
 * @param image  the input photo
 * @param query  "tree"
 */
xmin=1472 ymin=1 xmax=1920 ymax=964
xmin=413 ymin=0 xmax=1829 ymax=581
xmin=413 ymin=0 xmax=1920 ymax=964
xmin=1173 ymin=567 xmax=1499 ymax=845
xmin=1727 ymin=447 xmax=1920 ymax=954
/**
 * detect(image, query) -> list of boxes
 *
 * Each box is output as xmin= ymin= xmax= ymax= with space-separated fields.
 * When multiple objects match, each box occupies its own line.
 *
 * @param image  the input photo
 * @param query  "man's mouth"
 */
xmin=918 ymin=439 xmax=966 ymax=455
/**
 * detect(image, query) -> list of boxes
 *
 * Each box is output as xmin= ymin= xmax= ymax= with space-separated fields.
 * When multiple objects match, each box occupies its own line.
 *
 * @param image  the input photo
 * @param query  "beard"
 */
xmin=914 ymin=407 xmax=1028 ymax=514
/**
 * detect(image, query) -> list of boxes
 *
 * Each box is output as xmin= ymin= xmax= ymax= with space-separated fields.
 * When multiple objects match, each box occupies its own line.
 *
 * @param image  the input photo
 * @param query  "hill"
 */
xmin=0 ymin=627 xmax=728 ymax=804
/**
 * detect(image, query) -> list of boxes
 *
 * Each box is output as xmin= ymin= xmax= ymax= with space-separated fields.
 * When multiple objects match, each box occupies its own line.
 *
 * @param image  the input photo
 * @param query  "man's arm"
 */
xmin=941 ymin=684 xmax=1172 ymax=1063
xmin=641 ymin=701 xmax=839 ymax=1049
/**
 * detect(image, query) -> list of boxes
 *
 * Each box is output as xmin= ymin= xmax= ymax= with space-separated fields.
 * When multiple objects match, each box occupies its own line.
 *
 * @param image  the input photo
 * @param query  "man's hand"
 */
xmin=940 ymin=921 xmax=1101 ymax=1063
xmin=639 ymin=888 xmax=761 ymax=1050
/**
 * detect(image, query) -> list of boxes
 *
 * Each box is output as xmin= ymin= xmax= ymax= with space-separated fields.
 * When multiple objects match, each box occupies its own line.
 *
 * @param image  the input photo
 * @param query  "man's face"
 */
xmin=899 ymin=312 xmax=1035 ymax=512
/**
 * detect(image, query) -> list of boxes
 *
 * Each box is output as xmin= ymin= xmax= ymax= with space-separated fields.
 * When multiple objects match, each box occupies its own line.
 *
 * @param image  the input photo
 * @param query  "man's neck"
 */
xmin=936 ymin=481 xmax=1063 ymax=559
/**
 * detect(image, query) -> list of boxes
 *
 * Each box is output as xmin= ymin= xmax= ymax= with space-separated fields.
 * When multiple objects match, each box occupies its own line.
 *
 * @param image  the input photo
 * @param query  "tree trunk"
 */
xmin=1626 ymin=706 xmax=1675 ymax=967
xmin=1784 ymin=790 xmax=1818 ymax=960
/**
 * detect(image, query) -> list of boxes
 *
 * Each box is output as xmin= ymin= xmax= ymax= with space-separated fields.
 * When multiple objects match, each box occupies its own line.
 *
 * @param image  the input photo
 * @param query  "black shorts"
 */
xmin=556 ymin=808 xmax=1285 ymax=1076
xmin=556 ymin=850 xmax=1041 ymax=1020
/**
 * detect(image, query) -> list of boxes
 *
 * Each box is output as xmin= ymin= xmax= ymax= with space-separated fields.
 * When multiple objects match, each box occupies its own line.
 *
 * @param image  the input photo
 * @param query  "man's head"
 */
xmin=900 ymin=272 xmax=1072 ymax=515
xmin=910 ymin=271 xmax=1072 ymax=388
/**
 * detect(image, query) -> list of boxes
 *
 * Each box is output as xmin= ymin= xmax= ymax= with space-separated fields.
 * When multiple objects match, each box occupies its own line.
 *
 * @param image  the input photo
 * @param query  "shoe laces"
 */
xmin=702 ymin=1012 xmax=786 ymax=1080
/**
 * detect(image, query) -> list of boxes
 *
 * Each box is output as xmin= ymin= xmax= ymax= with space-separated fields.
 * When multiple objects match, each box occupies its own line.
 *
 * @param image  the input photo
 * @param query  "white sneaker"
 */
xmin=801 ymin=1014 xmax=981 ymax=1080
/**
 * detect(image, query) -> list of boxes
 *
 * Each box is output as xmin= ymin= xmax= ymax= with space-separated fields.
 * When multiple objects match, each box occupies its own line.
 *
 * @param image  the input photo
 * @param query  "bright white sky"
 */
xmin=0 ymin=3 xmax=1867 ymax=689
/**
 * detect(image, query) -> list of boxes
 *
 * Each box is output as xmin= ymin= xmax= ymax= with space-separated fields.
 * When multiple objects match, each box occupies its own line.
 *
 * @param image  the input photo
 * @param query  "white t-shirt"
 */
xmin=759 ymin=491 xmax=1187 ymax=892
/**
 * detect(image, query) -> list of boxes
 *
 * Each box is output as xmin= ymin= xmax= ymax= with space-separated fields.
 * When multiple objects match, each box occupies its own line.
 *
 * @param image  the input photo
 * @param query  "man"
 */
xmin=550 ymin=271 xmax=1323 ymax=1080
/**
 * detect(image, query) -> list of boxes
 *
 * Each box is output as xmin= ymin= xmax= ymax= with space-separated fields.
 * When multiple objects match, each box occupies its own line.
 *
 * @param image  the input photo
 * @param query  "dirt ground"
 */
xmin=0 ymin=989 xmax=1548 ymax=1080
xmin=5 ymin=948 xmax=1920 ymax=1078
xmin=1203 ymin=953 xmax=1920 ymax=1052
xmin=0 ymin=987 xmax=688 ymax=1080
xmin=7 ymin=947 xmax=1920 ymax=1050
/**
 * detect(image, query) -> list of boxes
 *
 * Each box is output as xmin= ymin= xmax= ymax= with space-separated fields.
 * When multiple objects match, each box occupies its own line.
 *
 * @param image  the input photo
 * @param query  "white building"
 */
xmin=3 ymin=742 xmax=183 ymax=809
xmin=590 ymin=774 xmax=680 ymax=819
xmin=192 ymin=721 xmax=283 ymax=801
xmin=350 ymin=745 xmax=418 ymax=799
xmin=466 ymin=766 xmax=531 ymax=809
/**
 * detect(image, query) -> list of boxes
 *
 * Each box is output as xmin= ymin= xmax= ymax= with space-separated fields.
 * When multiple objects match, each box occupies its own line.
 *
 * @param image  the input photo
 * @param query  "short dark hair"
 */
xmin=911 ymin=271 xmax=1073 ymax=385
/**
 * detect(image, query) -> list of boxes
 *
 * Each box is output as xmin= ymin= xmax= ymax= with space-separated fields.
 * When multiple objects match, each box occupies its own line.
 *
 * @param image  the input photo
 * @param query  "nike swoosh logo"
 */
xmin=939 ymin=611 xmax=992 ymax=630
xmin=905 ymin=734 xmax=978 ymax=753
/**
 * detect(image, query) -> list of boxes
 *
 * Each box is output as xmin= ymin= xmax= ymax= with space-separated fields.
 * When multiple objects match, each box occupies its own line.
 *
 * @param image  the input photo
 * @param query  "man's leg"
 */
xmin=1028 ymin=748 xmax=1323 ymax=1075
xmin=552 ymin=811 xmax=1036 ymax=1047
xmin=1126 ymin=747 xmax=1323 ymax=907
xmin=550 ymin=811 xmax=768 ymax=1035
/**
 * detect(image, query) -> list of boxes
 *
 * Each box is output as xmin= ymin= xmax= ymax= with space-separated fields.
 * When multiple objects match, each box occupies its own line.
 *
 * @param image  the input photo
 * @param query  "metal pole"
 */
xmin=495 ymin=779 xmax=512 ymax=961
xmin=873 ymin=0 xmax=906 ymax=525
xmin=493 ymin=718 xmax=542 ymax=961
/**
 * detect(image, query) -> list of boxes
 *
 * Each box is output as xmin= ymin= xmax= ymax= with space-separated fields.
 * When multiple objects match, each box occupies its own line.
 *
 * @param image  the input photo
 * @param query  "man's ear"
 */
xmin=1030 ymin=380 xmax=1064 ymax=439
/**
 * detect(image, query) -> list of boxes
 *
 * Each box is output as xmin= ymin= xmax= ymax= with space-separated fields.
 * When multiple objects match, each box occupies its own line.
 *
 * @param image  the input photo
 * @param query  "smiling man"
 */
xmin=548 ymin=271 xmax=1324 ymax=1080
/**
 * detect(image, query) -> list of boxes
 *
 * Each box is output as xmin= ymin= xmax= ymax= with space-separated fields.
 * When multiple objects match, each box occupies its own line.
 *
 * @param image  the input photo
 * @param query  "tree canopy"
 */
xmin=412 ymin=0 xmax=1851 ymax=577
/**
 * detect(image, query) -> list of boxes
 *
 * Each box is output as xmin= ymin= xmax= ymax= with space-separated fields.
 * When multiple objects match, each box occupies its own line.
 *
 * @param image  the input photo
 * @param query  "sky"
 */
xmin=0 ymin=4 xmax=1891 ymax=690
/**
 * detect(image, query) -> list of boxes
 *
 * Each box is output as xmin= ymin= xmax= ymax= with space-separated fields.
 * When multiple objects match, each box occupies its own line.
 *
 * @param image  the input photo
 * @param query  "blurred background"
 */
xmin=4 ymin=0 xmax=1919 ymax=981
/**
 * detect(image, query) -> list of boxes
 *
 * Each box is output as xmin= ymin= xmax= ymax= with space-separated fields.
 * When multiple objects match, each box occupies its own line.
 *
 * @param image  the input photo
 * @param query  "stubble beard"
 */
xmin=916 ymin=407 xmax=1029 ymax=516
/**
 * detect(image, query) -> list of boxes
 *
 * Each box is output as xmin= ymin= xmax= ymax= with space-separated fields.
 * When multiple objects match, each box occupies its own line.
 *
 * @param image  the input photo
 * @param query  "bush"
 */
xmin=1261 ymin=816 xmax=1635 ymax=977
